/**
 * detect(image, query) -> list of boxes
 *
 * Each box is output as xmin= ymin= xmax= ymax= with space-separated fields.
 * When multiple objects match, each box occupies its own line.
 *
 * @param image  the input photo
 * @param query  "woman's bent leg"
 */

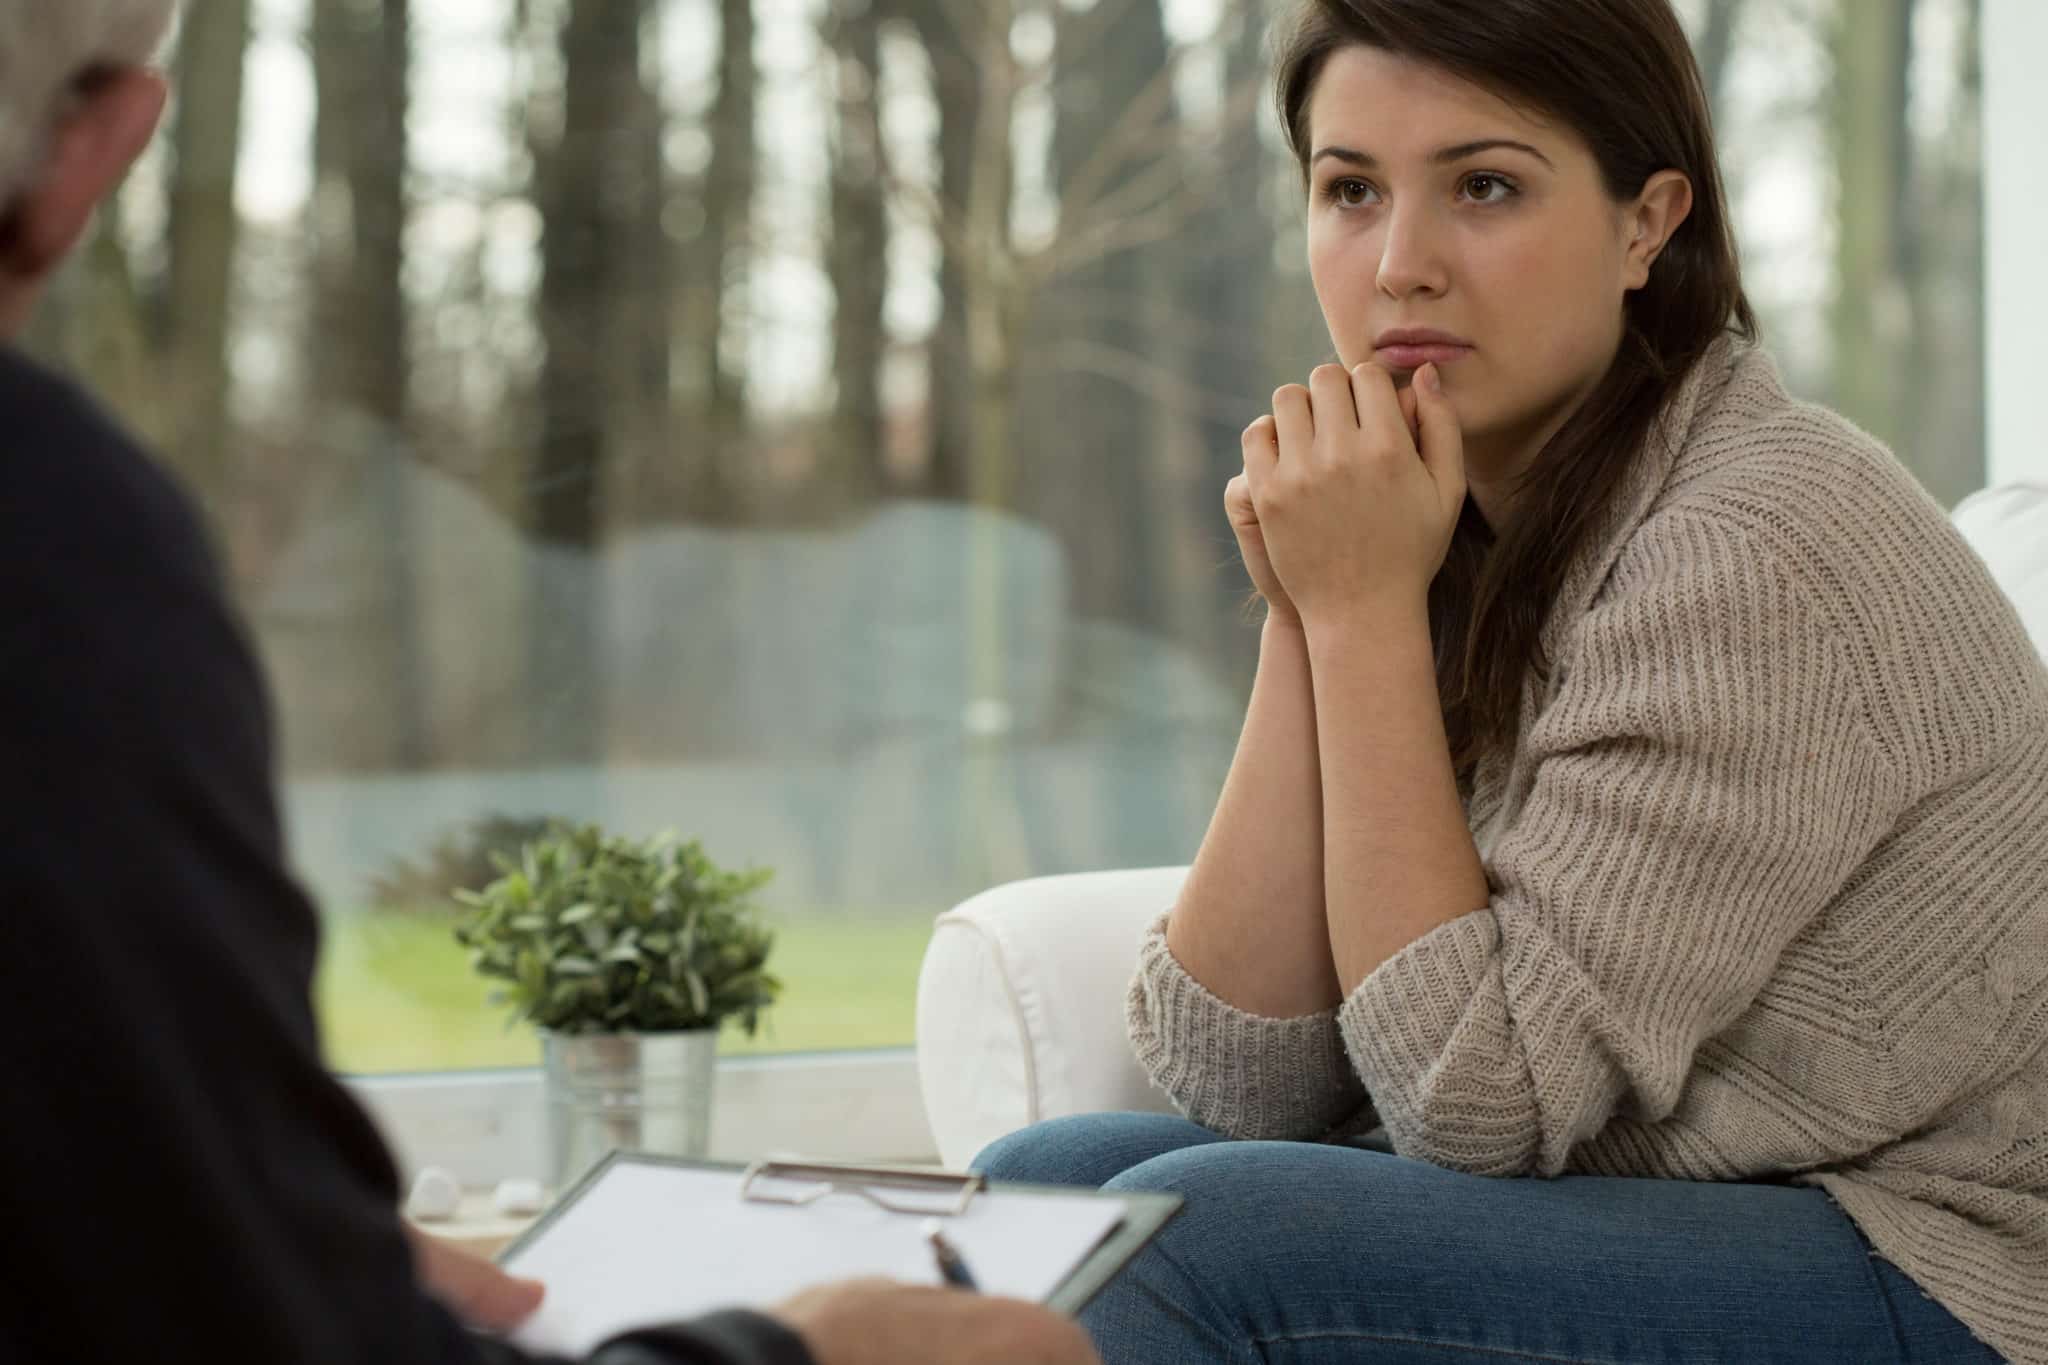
xmin=1077 ymin=1141 xmax=2000 ymax=1365
xmin=971 ymin=1112 xmax=1230 ymax=1189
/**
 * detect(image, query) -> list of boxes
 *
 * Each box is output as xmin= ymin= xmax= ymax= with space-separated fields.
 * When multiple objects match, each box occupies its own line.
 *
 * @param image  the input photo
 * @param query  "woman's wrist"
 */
xmin=1299 ymin=589 xmax=1432 ymax=654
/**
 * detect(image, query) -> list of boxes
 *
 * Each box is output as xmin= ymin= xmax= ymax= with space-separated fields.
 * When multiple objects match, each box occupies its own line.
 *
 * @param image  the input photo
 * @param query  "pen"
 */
xmin=922 ymin=1218 xmax=980 ymax=1292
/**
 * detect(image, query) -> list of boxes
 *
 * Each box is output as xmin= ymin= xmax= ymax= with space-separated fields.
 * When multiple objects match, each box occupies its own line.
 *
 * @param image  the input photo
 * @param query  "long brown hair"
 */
xmin=1276 ymin=0 xmax=1756 ymax=781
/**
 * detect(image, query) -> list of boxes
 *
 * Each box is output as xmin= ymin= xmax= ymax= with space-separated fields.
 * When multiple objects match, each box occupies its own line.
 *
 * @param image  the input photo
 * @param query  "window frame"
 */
xmin=349 ymin=1048 xmax=936 ymax=1187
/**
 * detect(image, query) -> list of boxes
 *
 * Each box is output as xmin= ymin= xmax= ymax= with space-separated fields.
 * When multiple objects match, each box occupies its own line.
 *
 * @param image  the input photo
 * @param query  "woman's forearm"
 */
xmin=1307 ymin=598 xmax=1490 ymax=993
xmin=1165 ymin=615 xmax=1343 ymax=1017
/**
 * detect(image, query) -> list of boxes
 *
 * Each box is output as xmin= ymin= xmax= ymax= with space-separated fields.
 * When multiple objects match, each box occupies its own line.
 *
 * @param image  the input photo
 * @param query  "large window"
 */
xmin=26 ymin=0 xmax=1986 ymax=1078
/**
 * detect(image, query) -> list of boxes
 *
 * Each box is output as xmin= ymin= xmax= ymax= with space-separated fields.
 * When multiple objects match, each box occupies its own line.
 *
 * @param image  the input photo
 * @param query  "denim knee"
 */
xmin=971 ymin=1111 xmax=1227 ymax=1188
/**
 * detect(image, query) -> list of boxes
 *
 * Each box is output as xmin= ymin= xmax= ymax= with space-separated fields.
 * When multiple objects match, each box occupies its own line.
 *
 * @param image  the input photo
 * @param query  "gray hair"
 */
xmin=0 ymin=0 xmax=178 ymax=210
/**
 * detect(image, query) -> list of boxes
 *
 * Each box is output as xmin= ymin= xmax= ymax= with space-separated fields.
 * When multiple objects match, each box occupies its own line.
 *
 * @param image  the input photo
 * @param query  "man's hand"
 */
xmin=772 ymin=1279 xmax=1102 ymax=1365
xmin=405 ymin=1225 xmax=547 ymax=1334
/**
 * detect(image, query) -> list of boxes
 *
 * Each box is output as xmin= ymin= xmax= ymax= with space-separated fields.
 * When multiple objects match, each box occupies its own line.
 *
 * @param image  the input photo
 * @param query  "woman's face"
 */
xmin=1303 ymin=46 xmax=1674 ymax=477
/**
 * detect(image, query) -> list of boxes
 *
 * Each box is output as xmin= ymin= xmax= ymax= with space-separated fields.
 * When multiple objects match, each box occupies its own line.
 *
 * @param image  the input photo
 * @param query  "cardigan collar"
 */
xmin=1533 ymin=332 xmax=1746 ymax=663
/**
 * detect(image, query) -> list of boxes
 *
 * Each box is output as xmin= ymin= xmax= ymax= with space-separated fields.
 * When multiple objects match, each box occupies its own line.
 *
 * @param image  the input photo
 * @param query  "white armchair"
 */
xmin=915 ymin=482 xmax=2048 ymax=1171
xmin=915 ymin=867 xmax=1187 ymax=1169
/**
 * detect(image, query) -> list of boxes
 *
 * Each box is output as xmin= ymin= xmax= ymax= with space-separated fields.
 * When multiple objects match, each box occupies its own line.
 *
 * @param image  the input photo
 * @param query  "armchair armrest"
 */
xmin=1953 ymin=481 xmax=2048 ymax=661
xmin=914 ymin=867 xmax=1188 ymax=1169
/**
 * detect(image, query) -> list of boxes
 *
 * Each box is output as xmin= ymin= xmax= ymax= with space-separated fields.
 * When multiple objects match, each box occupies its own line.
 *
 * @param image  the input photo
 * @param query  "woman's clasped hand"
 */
xmin=1230 ymin=359 xmax=1467 ymax=630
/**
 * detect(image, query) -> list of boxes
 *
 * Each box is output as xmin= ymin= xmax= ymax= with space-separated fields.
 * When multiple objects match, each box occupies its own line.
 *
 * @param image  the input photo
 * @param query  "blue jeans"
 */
xmin=974 ymin=1113 xmax=2004 ymax=1364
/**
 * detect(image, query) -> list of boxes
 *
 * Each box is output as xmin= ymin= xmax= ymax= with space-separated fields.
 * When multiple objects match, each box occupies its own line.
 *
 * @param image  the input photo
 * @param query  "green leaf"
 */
xmin=449 ymin=823 xmax=782 ymax=1032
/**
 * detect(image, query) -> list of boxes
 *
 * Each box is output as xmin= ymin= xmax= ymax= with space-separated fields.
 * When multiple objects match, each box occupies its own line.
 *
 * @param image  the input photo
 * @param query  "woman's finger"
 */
xmin=1270 ymin=384 xmax=1313 ymax=467
xmin=1348 ymin=362 xmax=1409 ymax=453
xmin=1307 ymin=364 xmax=1359 ymax=444
xmin=1411 ymin=363 xmax=1467 ymax=507
xmin=1225 ymin=470 xmax=1256 ymax=524
xmin=1240 ymin=415 xmax=1279 ymax=495
xmin=1397 ymin=382 xmax=1421 ymax=447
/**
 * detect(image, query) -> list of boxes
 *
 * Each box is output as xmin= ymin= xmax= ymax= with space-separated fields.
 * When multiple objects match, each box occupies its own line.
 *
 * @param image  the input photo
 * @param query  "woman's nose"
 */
xmin=1376 ymin=204 xmax=1451 ymax=299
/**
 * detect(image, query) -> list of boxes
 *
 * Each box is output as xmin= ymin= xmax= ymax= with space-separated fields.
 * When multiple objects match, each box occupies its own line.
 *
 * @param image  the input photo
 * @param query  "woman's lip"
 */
xmin=1374 ymin=342 xmax=1473 ymax=370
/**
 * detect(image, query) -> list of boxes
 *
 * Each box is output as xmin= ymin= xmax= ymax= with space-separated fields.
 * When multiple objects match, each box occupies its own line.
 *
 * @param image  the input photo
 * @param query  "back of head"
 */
xmin=0 ymin=0 xmax=178 ymax=210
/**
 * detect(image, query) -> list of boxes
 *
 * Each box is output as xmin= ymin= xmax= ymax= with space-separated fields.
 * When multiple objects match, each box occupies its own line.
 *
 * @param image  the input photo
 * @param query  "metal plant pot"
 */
xmin=542 ymin=1029 xmax=718 ymax=1189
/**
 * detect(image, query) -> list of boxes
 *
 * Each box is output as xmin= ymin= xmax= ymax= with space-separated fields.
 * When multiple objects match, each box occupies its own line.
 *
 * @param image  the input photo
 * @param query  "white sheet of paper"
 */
xmin=501 ymin=1161 xmax=1130 ymax=1357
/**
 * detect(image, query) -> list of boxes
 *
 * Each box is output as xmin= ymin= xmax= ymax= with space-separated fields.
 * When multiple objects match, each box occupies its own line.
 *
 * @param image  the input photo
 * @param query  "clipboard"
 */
xmin=496 ymin=1151 xmax=1182 ymax=1338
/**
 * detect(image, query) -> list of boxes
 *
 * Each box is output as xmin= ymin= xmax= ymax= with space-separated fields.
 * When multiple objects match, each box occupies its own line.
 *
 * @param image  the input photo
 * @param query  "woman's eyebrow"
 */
xmin=1435 ymin=138 xmax=1554 ymax=168
xmin=1311 ymin=139 xmax=1555 ymax=170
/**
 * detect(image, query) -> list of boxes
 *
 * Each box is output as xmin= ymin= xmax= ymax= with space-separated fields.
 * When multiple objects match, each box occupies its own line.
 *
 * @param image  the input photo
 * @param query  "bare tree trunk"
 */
xmin=605 ymin=5 xmax=674 ymax=525
xmin=1905 ymin=0 xmax=1985 ymax=506
xmin=944 ymin=0 xmax=1034 ymax=886
xmin=24 ymin=213 xmax=159 ymax=427
xmin=898 ymin=0 xmax=985 ymax=501
xmin=1695 ymin=0 xmax=1748 ymax=124
xmin=1828 ymin=0 xmax=1915 ymax=449
xmin=680 ymin=0 xmax=755 ymax=521
xmin=1036 ymin=0 xmax=1171 ymax=628
xmin=1183 ymin=0 xmax=1278 ymax=667
xmin=308 ymin=0 xmax=428 ymax=768
xmin=527 ymin=0 xmax=649 ymax=760
xmin=827 ymin=0 xmax=889 ymax=506
xmin=311 ymin=0 xmax=410 ymax=437
xmin=161 ymin=0 xmax=252 ymax=515
xmin=959 ymin=1 xmax=1021 ymax=518
xmin=626 ymin=39 xmax=673 ymax=518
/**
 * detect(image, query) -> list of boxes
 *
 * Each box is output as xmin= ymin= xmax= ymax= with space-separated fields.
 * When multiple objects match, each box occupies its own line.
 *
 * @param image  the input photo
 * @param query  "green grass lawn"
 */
xmin=314 ymin=907 xmax=940 ymax=1074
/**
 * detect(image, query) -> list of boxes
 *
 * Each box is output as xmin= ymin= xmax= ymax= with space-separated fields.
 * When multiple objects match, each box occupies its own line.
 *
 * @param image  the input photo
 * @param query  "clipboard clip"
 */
xmin=739 ymin=1158 xmax=988 ymax=1218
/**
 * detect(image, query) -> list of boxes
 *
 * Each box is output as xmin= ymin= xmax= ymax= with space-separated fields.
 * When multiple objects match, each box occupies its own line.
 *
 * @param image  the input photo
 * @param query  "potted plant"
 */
xmin=454 ymin=823 xmax=780 ymax=1186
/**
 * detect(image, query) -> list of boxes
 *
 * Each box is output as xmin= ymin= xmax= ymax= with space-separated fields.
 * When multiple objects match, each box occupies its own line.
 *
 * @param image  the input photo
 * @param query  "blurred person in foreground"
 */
xmin=0 ymin=5 xmax=1098 ymax=1363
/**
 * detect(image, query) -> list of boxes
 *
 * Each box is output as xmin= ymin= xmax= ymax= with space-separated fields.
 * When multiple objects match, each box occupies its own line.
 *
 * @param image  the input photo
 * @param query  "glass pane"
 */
xmin=24 ymin=0 xmax=1984 ymax=1074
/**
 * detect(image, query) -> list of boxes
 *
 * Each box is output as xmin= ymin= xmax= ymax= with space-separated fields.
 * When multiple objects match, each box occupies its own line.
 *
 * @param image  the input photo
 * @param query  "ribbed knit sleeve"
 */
xmin=1339 ymin=513 xmax=1911 ymax=1177
xmin=1127 ymin=911 xmax=1371 ymax=1139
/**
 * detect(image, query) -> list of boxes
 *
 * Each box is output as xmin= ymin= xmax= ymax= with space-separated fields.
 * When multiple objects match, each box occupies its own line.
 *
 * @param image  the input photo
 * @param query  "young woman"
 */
xmin=976 ymin=1 xmax=2048 ymax=1361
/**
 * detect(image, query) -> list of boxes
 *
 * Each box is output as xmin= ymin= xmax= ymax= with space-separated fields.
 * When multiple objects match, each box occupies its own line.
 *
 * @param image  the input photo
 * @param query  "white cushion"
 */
xmin=915 ymin=867 xmax=1187 ymax=1169
xmin=1954 ymin=481 xmax=2048 ymax=661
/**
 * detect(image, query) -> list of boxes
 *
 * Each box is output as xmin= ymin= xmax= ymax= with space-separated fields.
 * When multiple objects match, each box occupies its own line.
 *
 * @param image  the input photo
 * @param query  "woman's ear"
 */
xmin=1621 ymin=170 xmax=1694 ymax=291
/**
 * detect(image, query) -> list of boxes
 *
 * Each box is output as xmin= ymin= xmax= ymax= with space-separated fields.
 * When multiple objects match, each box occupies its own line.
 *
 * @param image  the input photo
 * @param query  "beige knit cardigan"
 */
xmin=1128 ymin=337 xmax=2048 ymax=1363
